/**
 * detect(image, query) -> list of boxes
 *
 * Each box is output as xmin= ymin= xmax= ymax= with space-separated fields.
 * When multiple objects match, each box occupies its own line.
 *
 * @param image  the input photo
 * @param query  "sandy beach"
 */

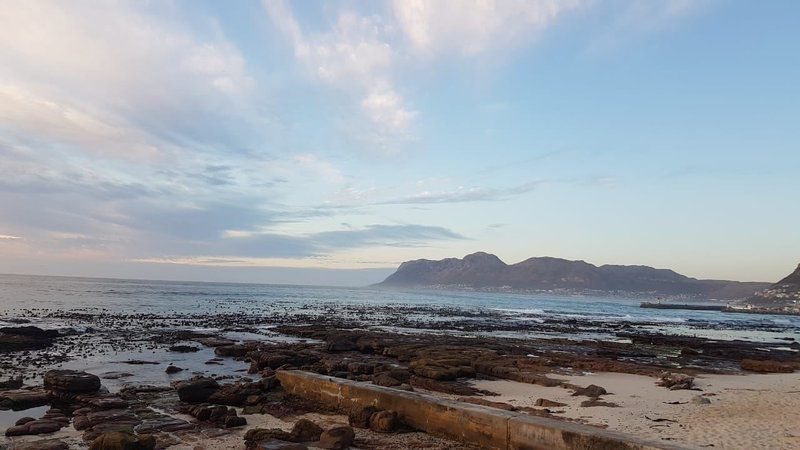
xmin=469 ymin=371 xmax=800 ymax=449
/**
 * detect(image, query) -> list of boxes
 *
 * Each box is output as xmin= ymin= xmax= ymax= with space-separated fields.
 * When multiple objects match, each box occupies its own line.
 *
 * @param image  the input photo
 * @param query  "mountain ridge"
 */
xmin=376 ymin=252 xmax=770 ymax=300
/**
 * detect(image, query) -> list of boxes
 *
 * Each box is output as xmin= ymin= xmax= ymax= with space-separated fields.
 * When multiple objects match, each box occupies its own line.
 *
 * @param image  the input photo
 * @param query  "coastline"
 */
xmin=2 ymin=279 xmax=799 ymax=449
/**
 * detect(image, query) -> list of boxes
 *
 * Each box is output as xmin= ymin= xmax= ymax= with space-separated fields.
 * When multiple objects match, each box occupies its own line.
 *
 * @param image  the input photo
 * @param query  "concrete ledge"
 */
xmin=277 ymin=370 xmax=685 ymax=450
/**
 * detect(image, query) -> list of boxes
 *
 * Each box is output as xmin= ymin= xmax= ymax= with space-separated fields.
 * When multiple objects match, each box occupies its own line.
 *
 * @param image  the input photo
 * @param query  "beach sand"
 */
xmin=469 ymin=371 xmax=800 ymax=450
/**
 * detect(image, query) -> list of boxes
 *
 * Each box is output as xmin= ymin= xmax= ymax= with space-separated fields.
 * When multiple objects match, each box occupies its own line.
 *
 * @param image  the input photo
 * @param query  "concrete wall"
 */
xmin=276 ymin=370 xmax=685 ymax=450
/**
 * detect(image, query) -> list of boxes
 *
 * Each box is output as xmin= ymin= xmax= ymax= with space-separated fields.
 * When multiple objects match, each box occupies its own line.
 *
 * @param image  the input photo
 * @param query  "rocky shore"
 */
xmin=1 ymin=304 xmax=799 ymax=449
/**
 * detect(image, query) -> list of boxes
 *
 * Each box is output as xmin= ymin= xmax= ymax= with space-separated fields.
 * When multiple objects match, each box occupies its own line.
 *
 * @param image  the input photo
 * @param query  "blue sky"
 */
xmin=0 ymin=0 xmax=798 ymax=285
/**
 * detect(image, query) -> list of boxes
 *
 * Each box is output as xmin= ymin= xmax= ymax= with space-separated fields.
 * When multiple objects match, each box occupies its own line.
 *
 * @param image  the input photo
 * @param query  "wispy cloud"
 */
xmin=0 ymin=234 xmax=21 ymax=240
xmin=263 ymin=0 xmax=416 ymax=151
xmin=391 ymin=0 xmax=587 ymax=57
xmin=375 ymin=181 xmax=543 ymax=205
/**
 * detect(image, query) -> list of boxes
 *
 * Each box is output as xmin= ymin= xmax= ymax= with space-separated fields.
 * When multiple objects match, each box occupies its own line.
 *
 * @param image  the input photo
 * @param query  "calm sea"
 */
xmin=1 ymin=273 xmax=798 ymax=343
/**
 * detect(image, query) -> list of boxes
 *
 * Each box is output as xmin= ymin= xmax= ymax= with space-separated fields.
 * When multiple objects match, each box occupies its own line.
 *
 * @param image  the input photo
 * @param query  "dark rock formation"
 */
xmin=740 ymin=358 xmax=795 ymax=373
xmin=377 ymin=252 xmax=769 ymax=299
xmin=0 ymin=326 xmax=58 ymax=352
xmin=319 ymin=426 xmax=355 ymax=449
xmin=89 ymin=431 xmax=156 ymax=450
xmin=173 ymin=376 xmax=219 ymax=403
xmin=43 ymin=369 xmax=101 ymax=393
xmin=369 ymin=410 xmax=399 ymax=433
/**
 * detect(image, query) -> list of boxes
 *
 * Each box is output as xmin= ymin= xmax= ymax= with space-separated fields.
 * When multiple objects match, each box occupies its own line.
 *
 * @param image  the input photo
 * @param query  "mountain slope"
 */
xmin=376 ymin=252 xmax=769 ymax=300
xmin=750 ymin=263 xmax=800 ymax=306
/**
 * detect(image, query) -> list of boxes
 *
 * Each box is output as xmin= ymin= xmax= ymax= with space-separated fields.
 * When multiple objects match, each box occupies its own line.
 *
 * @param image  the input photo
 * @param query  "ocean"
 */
xmin=1 ymin=273 xmax=798 ymax=343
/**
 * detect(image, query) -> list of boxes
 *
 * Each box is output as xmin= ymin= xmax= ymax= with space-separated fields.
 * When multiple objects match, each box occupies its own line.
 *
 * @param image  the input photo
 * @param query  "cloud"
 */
xmin=311 ymin=224 xmax=465 ymax=249
xmin=263 ymin=0 xmax=416 ymax=150
xmin=0 ymin=0 xmax=255 ymax=161
xmin=374 ymin=181 xmax=543 ymax=205
xmin=0 ymin=235 xmax=21 ymax=240
xmin=391 ymin=0 xmax=586 ymax=57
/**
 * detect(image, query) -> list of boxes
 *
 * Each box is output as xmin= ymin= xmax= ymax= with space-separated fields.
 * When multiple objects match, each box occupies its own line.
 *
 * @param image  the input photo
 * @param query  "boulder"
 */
xmin=89 ymin=431 xmax=156 ymax=450
xmin=16 ymin=416 xmax=36 ymax=425
xmin=657 ymin=373 xmax=694 ymax=390
xmin=580 ymin=397 xmax=619 ymax=407
xmin=691 ymin=395 xmax=711 ymax=405
xmin=14 ymin=439 xmax=69 ymax=450
xmin=0 ymin=388 xmax=49 ymax=410
xmin=369 ymin=410 xmax=399 ymax=433
xmin=318 ymin=425 xmax=355 ymax=449
xmin=290 ymin=418 xmax=323 ymax=442
xmin=534 ymin=398 xmax=567 ymax=407
xmin=372 ymin=373 xmax=402 ymax=387
xmin=5 ymin=419 xmax=63 ymax=436
xmin=165 ymin=365 xmax=183 ymax=374
xmin=348 ymin=405 xmax=379 ymax=428
xmin=43 ymin=369 xmax=101 ymax=393
xmin=571 ymin=384 xmax=608 ymax=397
xmin=244 ymin=428 xmax=295 ymax=446
xmin=174 ymin=376 xmax=219 ymax=403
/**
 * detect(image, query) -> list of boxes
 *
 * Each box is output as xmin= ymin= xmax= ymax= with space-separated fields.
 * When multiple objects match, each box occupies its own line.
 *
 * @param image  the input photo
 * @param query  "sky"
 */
xmin=0 ymin=0 xmax=798 ymax=286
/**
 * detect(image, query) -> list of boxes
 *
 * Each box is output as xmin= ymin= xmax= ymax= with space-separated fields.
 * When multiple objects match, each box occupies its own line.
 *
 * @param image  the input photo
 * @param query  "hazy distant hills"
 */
xmin=376 ymin=252 xmax=770 ymax=300
xmin=750 ymin=263 xmax=800 ymax=306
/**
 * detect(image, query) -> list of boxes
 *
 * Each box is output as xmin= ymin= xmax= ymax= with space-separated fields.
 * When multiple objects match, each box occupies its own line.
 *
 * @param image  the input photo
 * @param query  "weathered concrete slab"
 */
xmin=277 ymin=370 xmax=684 ymax=450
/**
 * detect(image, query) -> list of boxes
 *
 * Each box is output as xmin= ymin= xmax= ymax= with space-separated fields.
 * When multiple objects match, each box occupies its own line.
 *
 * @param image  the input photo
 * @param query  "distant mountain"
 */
xmin=376 ymin=252 xmax=770 ymax=300
xmin=750 ymin=263 xmax=800 ymax=306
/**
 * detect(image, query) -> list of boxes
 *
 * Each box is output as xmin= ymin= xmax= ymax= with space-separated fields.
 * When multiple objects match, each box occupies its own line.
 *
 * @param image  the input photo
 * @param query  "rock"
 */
xmin=5 ymin=418 xmax=64 ymax=436
xmin=43 ymin=369 xmax=101 ymax=393
xmin=348 ymin=405 xmax=379 ymax=428
xmin=740 ymin=359 xmax=795 ymax=373
xmin=224 ymin=415 xmax=247 ymax=428
xmin=168 ymin=345 xmax=200 ymax=353
xmin=0 ymin=326 xmax=57 ymax=352
xmin=14 ymin=439 xmax=69 ymax=450
xmin=165 ymin=365 xmax=183 ymax=374
xmin=0 ymin=376 xmax=24 ymax=390
xmin=535 ymin=398 xmax=567 ymax=407
xmin=369 ymin=410 xmax=399 ymax=433
xmin=174 ymin=376 xmax=219 ymax=403
xmin=89 ymin=431 xmax=156 ymax=450
xmin=325 ymin=335 xmax=358 ymax=352
xmin=100 ymin=372 xmax=134 ymax=380
xmin=73 ymin=408 xmax=139 ymax=431
xmin=457 ymin=396 xmax=517 ymax=411
xmin=244 ymin=428 xmax=295 ymax=446
xmin=318 ymin=425 xmax=355 ymax=449
xmin=248 ymin=440 xmax=308 ymax=450
xmin=87 ymin=396 xmax=129 ymax=410
xmin=691 ymin=395 xmax=711 ymax=405
xmin=372 ymin=373 xmax=402 ymax=387
xmin=657 ymin=373 xmax=694 ymax=390
xmin=290 ymin=418 xmax=323 ymax=442
xmin=197 ymin=336 xmax=236 ymax=347
xmin=16 ymin=416 xmax=36 ymax=425
xmin=0 ymin=388 xmax=49 ymax=410
xmin=571 ymin=384 xmax=608 ymax=397
xmin=409 ymin=375 xmax=482 ymax=396
xmin=207 ymin=381 xmax=264 ymax=406
xmin=580 ymin=397 xmax=619 ymax=408
xmin=0 ymin=326 xmax=58 ymax=338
